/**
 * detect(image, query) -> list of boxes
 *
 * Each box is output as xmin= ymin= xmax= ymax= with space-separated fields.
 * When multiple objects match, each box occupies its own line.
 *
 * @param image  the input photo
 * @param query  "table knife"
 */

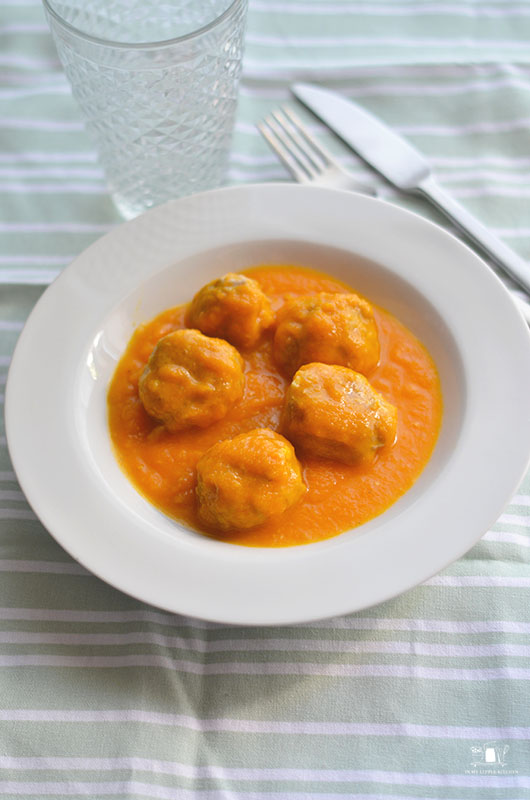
xmin=291 ymin=81 xmax=530 ymax=300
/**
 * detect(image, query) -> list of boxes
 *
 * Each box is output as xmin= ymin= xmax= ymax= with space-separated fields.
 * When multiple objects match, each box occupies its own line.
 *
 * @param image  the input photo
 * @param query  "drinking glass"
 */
xmin=43 ymin=0 xmax=248 ymax=219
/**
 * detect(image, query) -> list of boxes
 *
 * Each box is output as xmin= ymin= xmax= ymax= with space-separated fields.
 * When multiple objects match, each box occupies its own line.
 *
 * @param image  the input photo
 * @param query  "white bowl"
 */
xmin=6 ymin=183 xmax=530 ymax=625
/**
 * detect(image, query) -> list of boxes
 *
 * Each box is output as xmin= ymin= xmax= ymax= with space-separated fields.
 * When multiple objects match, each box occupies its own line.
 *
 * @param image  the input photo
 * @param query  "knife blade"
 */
xmin=291 ymin=81 xmax=530 ymax=299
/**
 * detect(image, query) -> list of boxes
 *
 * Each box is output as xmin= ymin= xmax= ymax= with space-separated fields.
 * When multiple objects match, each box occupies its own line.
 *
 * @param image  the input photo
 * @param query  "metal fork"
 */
xmin=258 ymin=106 xmax=374 ymax=195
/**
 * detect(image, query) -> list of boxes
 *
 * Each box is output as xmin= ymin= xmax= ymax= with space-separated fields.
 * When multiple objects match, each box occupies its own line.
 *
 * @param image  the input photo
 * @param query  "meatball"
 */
xmin=282 ymin=363 xmax=397 ymax=466
xmin=138 ymin=328 xmax=244 ymax=432
xmin=196 ymin=428 xmax=306 ymax=530
xmin=273 ymin=292 xmax=379 ymax=377
xmin=186 ymin=272 xmax=274 ymax=350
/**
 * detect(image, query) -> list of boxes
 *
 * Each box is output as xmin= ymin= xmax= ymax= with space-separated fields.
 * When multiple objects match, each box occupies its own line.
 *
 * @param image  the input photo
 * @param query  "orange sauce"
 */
xmin=107 ymin=265 xmax=442 ymax=546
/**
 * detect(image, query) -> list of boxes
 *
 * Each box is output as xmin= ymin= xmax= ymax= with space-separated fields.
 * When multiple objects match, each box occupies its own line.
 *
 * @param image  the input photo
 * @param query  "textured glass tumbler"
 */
xmin=43 ymin=0 xmax=248 ymax=218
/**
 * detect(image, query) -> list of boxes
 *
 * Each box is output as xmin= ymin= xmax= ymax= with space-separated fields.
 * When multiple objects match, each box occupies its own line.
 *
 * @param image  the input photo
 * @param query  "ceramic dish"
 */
xmin=6 ymin=183 xmax=530 ymax=625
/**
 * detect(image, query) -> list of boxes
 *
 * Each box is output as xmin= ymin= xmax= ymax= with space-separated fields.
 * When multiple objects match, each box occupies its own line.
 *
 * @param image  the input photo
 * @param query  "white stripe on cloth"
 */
xmin=250 ymin=1 xmax=530 ymax=17
xmin=0 ymin=510 xmax=38 ymax=521
xmin=245 ymin=33 xmax=530 ymax=49
xmin=0 ymin=269 xmax=60 ymax=284
xmin=0 ymin=255 xmax=72 ymax=264
xmin=0 ymin=322 xmax=24 ymax=331
xmin=0 ymin=559 xmax=85 ymax=573
xmin=432 ymin=156 xmax=530 ymax=167
xmin=0 ymin=55 xmax=60 ymax=70
xmin=0 ymin=223 xmax=109 ymax=232
xmin=0 ymin=784 xmax=504 ymax=800
xmin=0 ymin=62 xmax=520 ymax=84
xmin=0 ymin=167 xmax=103 ymax=178
xmin=0 ymin=759 xmax=527 ymax=788
xmin=0 ymin=119 xmax=84 ymax=132
xmin=425 ymin=576 xmax=530 ymax=587
xmin=243 ymin=61 xmax=530 ymax=77
xmin=0 ymin=632 xmax=528 ymax=657
xmin=9 ymin=160 xmax=526 ymax=187
xmin=0 ymin=86 xmax=71 ymax=99
xmin=0 ymin=710 xmax=528 ymax=739
xmin=0 ymin=656 xmax=529 ymax=676
xmin=0 ymin=0 xmax=42 ymax=5
xmin=511 ymin=494 xmax=530 ymax=504
xmin=441 ymin=170 xmax=530 ymax=184
xmin=11 ymin=72 xmax=530 ymax=102
xmin=0 ymin=490 xmax=25 ymax=501
xmin=0 ymin=23 xmax=48 ymax=34
xmin=0 ymin=183 xmax=106 ymax=193
xmin=342 ymin=77 xmax=530 ymax=97
xmin=0 ymin=152 xmax=96 ymax=163
xmin=483 ymin=532 xmax=530 ymax=547
xmin=496 ymin=513 xmax=530 ymax=525
xmin=450 ymin=186 xmax=530 ymax=197
xmin=236 ymin=118 xmax=530 ymax=137
xmin=1 ymin=608 xmax=530 ymax=633
xmin=492 ymin=229 xmax=530 ymax=237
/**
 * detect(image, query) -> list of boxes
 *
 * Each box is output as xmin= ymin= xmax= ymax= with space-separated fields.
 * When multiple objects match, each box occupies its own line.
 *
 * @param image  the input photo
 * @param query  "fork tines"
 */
xmin=258 ymin=106 xmax=338 ymax=183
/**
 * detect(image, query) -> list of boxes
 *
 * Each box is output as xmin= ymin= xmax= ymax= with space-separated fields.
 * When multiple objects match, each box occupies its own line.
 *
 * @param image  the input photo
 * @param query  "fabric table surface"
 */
xmin=2 ymin=1 xmax=530 ymax=798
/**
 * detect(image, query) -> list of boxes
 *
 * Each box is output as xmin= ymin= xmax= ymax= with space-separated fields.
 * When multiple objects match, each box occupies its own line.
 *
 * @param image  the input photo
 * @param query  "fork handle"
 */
xmin=417 ymin=175 xmax=530 ymax=297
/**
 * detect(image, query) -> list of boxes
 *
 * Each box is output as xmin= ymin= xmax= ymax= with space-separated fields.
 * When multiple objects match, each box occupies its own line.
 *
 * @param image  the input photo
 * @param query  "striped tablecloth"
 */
xmin=2 ymin=1 xmax=530 ymax=798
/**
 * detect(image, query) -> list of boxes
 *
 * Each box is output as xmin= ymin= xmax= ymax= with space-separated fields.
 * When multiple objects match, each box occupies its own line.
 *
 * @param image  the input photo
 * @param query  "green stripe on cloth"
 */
xmin=2 ymin=0 xmax=530 ymax=798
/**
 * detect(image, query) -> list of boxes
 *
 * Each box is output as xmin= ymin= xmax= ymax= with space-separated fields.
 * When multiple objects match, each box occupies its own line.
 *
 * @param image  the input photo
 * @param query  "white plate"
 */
xmin=6 ymin=183 xmax=530 ymax=625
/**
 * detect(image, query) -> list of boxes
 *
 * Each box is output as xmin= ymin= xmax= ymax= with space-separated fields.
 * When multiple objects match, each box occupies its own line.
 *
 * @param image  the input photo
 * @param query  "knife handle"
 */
xmin=417 ymin=175 xmax=530 ymax=298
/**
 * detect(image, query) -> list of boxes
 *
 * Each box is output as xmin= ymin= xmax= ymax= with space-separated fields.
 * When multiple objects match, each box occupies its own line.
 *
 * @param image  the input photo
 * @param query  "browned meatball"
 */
xmin=186 ymin=272 xmax=274 ymax=350
xmin=282 ymin=362 xmax=397 ymax=466
xmin=196 ymin=428 xmax=306 ymax=530
xmin=138 ymin=328 xmax=244 ymax=432
xmin=273 ymin=292 xmax=379 ymax=377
